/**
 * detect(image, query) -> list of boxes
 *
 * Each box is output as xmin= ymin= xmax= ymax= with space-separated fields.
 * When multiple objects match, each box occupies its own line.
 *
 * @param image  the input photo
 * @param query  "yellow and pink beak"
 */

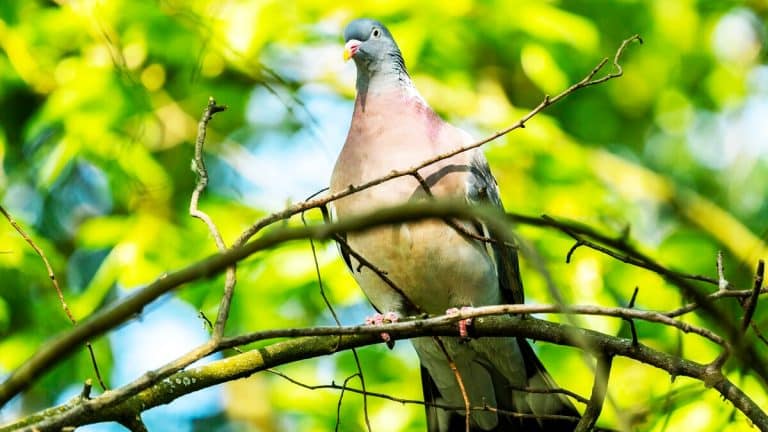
xmin=343 ymin=40 xmax=361 ymax=61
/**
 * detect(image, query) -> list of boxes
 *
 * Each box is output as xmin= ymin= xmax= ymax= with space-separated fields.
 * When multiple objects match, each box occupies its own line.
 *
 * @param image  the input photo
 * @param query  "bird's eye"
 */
xmin=372 ymin=28 xmax=381 ymax=38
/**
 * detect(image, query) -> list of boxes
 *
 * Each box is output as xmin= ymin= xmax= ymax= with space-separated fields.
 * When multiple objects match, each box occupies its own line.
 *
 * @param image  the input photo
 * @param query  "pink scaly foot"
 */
xmin=446 ymin=306 xmax=475 ymax=338
xmin=365 ymin=312 xmax=399 ymax=345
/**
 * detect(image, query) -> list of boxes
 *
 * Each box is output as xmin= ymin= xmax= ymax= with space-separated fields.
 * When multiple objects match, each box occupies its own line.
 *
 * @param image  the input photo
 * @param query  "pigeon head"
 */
xmin=343 ymin=18 xmax=408 ymax=88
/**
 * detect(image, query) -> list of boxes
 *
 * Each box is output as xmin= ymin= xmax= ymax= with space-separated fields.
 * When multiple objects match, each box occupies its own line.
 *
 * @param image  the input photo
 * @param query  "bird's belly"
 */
xmin=347 ymin=220 xmax=499 ymax=315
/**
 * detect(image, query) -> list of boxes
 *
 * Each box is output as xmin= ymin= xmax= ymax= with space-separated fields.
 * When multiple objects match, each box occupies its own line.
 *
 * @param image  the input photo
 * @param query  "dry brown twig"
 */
xmin=433 ymin=336 xmax=472 ymax=432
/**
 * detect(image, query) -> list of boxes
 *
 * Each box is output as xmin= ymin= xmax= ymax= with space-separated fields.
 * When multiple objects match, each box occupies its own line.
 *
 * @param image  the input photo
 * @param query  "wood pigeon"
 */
xmin=330 ymin=18 xmax=580 ymax=431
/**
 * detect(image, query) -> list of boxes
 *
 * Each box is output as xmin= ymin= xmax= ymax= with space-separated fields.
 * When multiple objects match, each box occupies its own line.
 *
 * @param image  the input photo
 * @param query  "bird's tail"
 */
xmin=421 ymin=337 xmax=581 ymax=432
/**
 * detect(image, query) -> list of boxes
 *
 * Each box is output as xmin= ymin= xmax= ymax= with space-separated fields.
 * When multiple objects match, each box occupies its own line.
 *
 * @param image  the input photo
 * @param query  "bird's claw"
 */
xmin=365 ymin=312 xmax=399 ymax=347
xmin=447 ymin=306 xmax=474 ymax=338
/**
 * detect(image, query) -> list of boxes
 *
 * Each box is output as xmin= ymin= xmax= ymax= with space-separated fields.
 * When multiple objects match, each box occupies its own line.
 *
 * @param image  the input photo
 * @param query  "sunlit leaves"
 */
xmin=0 ymin=1 xmax=766 ymax=431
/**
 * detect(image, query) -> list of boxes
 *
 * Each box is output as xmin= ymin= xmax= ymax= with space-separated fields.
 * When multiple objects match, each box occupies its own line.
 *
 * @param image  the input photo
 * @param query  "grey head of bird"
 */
xmin=343 ymin=18 xmax=408 ymax=83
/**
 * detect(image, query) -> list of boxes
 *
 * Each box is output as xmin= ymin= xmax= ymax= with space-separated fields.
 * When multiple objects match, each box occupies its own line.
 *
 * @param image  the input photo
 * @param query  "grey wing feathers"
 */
xmin=466 ymin=150 xmax=525 ymax=305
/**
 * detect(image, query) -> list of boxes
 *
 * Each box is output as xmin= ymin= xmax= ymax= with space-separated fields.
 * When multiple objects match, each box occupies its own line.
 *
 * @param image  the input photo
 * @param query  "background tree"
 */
xmin=0 ymin=1 xmax=766 ymax=431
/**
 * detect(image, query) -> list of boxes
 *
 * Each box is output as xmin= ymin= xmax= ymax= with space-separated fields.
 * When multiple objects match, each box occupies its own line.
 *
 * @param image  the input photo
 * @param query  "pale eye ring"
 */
xmin=372 ymin=28 xmax=381 ymax=38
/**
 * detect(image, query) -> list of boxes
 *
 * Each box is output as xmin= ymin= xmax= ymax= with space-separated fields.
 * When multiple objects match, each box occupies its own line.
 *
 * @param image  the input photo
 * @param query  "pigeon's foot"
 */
xmin=446 ymin=306 xmax=475 ymax=338
xmin=365 ymin=311 xmax=399 ymax=348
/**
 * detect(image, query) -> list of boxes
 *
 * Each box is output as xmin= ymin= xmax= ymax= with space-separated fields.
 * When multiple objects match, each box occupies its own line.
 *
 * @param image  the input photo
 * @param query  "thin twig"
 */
xmin=0 ymin=206 xmax=74 ymax=322
xmin=516 ymin=214 xmax=732 ymax=290
xmin=80 ymin=379 xmax=93 ymax=400
xmin=301 ymin=206 xmax=372 ymax=432
xmin=267 ymin=368 xmax=588 ymax=422
xmin=410 ymin=170 xmax=501 ymax=245
xmin=332 ymin=233 xmax=420 ymax=314
xmin=316 ymin=189 xmax=417 ymax=314
xmin=0 ymin=205 xmax=107 ymax=391
xmin=507 ymin=384 xmax=590 ymax=405
xmin=84 ymin=343 xmax=107 ymax=391
xmin=566 ymin=240 xmax=586 ymax=264
xmin=198 ymin=311 xmax=213 ymax=332
xmin=350 ymin=349 xmax=373 ymax=432
xmin=433 ymin=337 xmax=471 ymax=432
xmin=334 ymin=374 xmax=357 ymax=432
xmin=712 ymin=259 xmax=765 ymax=371
xmin=302 ymin=210 xmax=343 ymax=330
xmin=272 ymin=367 xmax=587 ymax=406
xmin=665 ymin=288 xmax=768 ymax=318
xmin=751 ymin=321 xmax=768 ymax=347
xmin=624 ymin=287 xmax=640 ymax=347
xmin=741 ymin=260 xmax=764 ymax=332
xmin=189 ymin=97 xmax=228 ymax=251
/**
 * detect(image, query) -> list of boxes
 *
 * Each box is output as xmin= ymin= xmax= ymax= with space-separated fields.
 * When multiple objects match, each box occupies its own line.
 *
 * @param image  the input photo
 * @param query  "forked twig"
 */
xmin=189 ymin=97 xmax=234 ymax=340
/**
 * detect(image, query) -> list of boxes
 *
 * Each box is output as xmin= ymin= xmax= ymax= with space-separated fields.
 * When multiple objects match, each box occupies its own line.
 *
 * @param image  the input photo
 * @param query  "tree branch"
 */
xmin=188 ymin=97 xmax=235 ymax=341
xmin=514 ymin=213 xmax=767 ymax=381
xmin=6 ymin=313 xmax=766 ymax=431
xmin=0 ymin=206 xmax=108 ymax=392
xmin=741 ymin=260 xmax=765 ymax=332
xmin=3 ymin=201 xmax=765 ymax=407
xmin=231 ymin=34 xmax=642 ymax=248
xmin=0 ymin=201 xmax=511 ymax=406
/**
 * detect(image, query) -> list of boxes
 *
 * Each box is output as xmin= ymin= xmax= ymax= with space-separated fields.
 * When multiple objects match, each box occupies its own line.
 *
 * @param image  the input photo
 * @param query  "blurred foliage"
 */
xmin=1 ymin=0 xmax=767 ymax=431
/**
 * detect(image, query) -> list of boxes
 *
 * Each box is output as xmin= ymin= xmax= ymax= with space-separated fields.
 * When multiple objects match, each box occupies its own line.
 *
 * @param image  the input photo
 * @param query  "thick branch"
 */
xmin=6 ymin=314 xmax=766 ymax=431
xmin=0 ymin=201 xmax=507 ymax=406
xmin=3 ymin=201 xmax=765 ymax=407
xmin=512 ymin=213 xmax=767 ymax=381
xmin=218 ymin=303 xmax=726 ymax=348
